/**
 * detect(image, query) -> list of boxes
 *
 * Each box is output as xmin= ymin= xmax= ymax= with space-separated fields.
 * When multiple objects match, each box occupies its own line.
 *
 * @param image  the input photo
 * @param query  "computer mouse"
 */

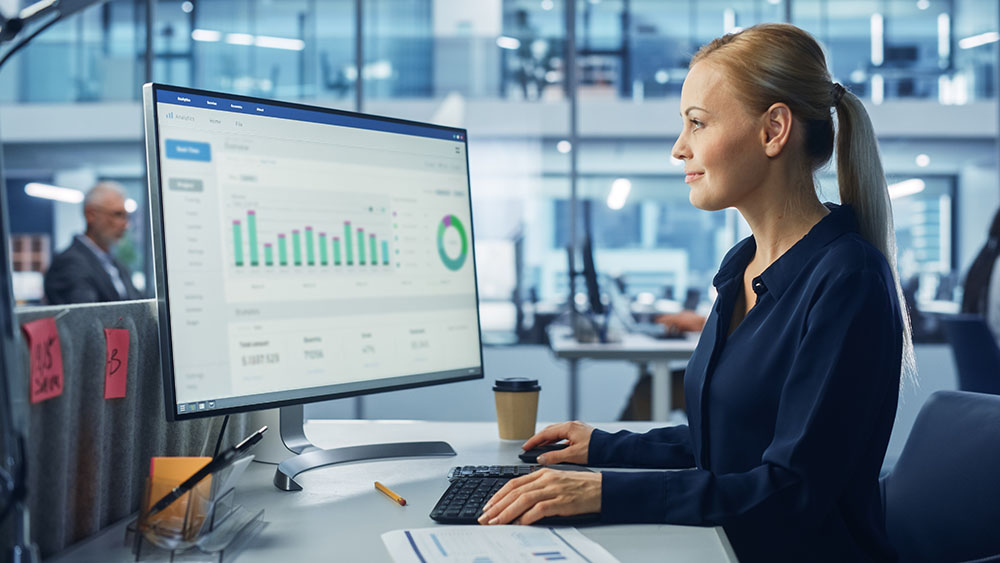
xmin=518 ymin=443 xmax=570 ymax=464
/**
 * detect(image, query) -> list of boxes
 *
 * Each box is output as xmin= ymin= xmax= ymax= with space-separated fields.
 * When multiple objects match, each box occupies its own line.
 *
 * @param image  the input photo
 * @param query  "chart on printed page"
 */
xmin=381 ymin=527 xmax=620 ymax=563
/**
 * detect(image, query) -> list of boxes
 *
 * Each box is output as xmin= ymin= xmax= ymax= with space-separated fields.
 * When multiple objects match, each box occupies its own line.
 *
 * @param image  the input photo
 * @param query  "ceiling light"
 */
xmin=254 ymin=35 xmax=305 ymax=51
xmin=888 ymin=179 xmax=926 ymax=200
xmin=496 ymin=36 xmax=521 ymax=50
xmin=607 ymin=178 xmax=632 ymax=210
xmin=938 ymin=14 xmax=950 ymax=60
xmin=871 ymin=14 xmax=884 ymax=66
xmin=226 ymin=33 xmax=254 ymax=46
xmin=871 ymin=74 xmax=884 ymax=105
xmin=959 ymin=31 xmax=1000 ymax=50
xmin=915 ymin=154 xmax=930 ymax=167
xmin=191 ymin=29 xmax=221 ymax=42
xmin=24 ymin=183 xmax=84 ymax=203
xmin=556 ymin=140 xmax=572 ymax=154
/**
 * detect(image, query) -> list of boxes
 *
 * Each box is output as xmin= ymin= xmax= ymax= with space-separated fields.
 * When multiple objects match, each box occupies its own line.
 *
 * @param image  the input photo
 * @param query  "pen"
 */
xmin=146 ymin=425 xmax=268 ymax=518
xmin=375 ymin=481 xmax=407 ymax=506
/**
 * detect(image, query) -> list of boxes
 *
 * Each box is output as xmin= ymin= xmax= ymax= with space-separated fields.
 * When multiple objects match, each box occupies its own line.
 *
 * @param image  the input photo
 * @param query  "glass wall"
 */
xmin=2 ymin=0 xmax=997 ymax=346
xmin=2 ymin=0 xmax=995 ymax=104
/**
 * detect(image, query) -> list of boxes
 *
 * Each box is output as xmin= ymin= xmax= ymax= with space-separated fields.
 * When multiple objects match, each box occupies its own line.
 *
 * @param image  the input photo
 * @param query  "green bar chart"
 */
xmin=264 ymin=243 xmax=274 ymax=266
xmin=278 ymin=234 xmax=288 ymax=266
xmin=292 ymin=230 xmax=302 ymax=266
xmin=233 ymin=220 xmax=244 ymax=266
xmin=247 ymin=211 xmax=259 ymax=266
xmin=305 ymin=227 xmax=315 ymax=266
xmin=344 ymin=222 xmax=354 ymax=265
xmin=228 ymin=210 xmax=393 ymax=270
xmin=357 ymin=228 xmax=366 ymax=265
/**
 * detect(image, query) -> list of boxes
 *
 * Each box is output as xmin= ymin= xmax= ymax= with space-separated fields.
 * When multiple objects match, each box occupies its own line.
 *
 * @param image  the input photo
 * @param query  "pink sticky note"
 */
xmin=21 ymin=317 xmax=64 ymax=404
xmin=104 ymin=328 xmax=129 ymax=399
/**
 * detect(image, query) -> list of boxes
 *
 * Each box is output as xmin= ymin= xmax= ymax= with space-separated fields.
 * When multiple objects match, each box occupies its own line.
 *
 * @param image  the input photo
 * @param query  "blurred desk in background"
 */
xmin=547 ymin=325 xmax=698 ymax=421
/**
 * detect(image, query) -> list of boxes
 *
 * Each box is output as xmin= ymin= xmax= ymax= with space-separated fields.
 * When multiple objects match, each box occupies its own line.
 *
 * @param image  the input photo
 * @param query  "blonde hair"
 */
xmin=692 ymin=23 xmax=916 ymax=383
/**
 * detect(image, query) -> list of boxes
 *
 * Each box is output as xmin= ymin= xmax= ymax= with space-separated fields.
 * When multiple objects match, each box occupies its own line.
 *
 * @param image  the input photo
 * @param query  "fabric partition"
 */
xmin=8 ymin=299 xmax=251 ymax=557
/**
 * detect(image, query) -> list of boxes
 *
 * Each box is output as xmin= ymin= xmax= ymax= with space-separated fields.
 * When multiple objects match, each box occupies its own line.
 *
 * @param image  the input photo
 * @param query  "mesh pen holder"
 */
xmin=126 ymin=456 xmax=265 ymax=562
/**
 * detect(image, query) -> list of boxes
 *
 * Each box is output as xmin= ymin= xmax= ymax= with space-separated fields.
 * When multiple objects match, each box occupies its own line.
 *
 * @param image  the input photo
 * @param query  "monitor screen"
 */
xmin=142 ymin=84 xmax=483 ymax=421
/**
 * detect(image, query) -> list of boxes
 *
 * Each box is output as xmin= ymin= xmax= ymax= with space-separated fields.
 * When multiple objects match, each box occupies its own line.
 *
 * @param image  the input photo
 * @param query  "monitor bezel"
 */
xmin=142 ymin=82 xmax=485 ymax=422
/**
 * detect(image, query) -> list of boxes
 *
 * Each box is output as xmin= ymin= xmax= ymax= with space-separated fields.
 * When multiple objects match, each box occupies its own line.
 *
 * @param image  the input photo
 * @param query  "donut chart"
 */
xmin=437 ymin=214 xmax=468 ymax=271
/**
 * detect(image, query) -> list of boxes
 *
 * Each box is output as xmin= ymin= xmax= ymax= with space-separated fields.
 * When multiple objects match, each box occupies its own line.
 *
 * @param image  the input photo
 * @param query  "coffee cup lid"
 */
xmin=493 ymin=377 xmax=540 ymax=392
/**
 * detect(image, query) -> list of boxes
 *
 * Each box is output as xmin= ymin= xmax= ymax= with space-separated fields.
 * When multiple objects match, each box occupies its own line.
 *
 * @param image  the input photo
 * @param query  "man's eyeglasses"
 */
xmin=93 ymin=207 xmax=130 ymax=220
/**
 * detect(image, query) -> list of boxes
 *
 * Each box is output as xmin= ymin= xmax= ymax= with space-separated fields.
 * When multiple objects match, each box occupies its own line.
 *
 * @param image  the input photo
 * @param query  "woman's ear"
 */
xmin=762 ymin=102 xmax=793 ymax=158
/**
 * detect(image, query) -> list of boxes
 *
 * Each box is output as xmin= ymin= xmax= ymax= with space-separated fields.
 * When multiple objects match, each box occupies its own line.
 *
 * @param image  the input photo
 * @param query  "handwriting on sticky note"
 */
xmin=104 ymin=328 xmax=129 ymax=399
xmin=21 ymin=317 xmax=64 ymax=404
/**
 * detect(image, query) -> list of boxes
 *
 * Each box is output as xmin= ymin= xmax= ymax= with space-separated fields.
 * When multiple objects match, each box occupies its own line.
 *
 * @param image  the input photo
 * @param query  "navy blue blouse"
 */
xmin=590 ymin=204 xmax=902 ymax=562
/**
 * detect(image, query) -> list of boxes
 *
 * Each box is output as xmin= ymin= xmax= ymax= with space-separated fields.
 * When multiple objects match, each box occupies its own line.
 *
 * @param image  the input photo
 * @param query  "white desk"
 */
xmin=51 ymin=420 xmax=736 ymax=562
xmin=548 ymin=326 xmax=699 ymax=421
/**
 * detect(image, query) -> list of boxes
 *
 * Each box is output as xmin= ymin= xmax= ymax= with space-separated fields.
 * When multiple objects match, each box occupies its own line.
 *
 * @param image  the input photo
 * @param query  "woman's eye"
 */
xmin=689 ymin=119 xmax=703 ymax=130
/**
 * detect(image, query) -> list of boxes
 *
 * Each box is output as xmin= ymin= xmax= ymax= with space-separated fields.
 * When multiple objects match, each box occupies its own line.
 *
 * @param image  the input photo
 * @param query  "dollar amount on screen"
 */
xmin=242 ymin=353 xmax=280 ymax=366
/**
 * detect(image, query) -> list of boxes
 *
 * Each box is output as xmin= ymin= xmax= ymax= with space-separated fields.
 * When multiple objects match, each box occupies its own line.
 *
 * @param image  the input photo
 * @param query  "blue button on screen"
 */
xmin=165 ymin=139 xmax=212 ymax=162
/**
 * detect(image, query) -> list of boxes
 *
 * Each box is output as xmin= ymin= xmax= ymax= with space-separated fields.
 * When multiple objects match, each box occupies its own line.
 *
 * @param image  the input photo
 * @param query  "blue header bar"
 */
xmin=155 ymin=88 xmax=465 ymax=142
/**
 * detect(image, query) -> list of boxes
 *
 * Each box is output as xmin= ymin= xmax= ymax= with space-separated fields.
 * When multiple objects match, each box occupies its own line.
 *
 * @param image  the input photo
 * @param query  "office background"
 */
xmin=2 ymin=0 xmax=998 ymax=459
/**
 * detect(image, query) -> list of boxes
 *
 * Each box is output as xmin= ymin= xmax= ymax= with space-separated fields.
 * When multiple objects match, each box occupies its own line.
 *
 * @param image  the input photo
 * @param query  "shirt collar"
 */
xmin=77 ymin=234 xmax=112 ymax=263
xmin=712 ymin=203 xmax=860 ymax=299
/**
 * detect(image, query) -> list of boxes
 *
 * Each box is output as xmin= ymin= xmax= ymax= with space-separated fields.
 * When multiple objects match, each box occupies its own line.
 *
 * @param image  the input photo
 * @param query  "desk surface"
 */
xmin=52 ymin=420 xmax=736 ymax=563
xmin=548 ymin=325 xmax=699 ymax=361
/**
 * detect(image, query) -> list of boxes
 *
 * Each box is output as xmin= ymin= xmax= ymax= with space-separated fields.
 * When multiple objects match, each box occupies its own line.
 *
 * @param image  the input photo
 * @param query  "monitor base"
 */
xmin=269 ymin=404 xmax=457 ymax=491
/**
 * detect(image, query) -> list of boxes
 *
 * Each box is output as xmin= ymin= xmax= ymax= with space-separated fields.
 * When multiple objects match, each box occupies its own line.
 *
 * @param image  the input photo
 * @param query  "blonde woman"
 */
xmin=480 ymin=23 xmax=914 ymax=562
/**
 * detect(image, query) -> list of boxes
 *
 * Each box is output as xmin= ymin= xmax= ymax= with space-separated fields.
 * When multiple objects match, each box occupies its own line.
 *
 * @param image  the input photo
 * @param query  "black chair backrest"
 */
xmin=881 ymin=391 xmax=1000 ymax=562
xmin=939 ymin=314 xmax=1000 ymax=395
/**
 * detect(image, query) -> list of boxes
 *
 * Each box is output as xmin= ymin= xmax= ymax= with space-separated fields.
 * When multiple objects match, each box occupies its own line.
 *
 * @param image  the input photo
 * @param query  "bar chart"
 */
xmin=219 ymin=174 xmax=475 ymax=306
xmin=227 ymin=198 xmax=394 ymax=272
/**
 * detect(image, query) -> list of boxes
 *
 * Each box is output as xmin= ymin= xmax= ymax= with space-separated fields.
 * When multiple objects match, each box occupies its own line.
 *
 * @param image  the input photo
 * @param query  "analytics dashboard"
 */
xmin=150 ymin=88 xmax=482 ymax=414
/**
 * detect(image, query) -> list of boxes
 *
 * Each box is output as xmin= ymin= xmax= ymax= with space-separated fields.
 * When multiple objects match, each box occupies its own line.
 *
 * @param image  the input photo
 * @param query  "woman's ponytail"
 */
xmin=835 ymin=89 xmax=917 ymax=384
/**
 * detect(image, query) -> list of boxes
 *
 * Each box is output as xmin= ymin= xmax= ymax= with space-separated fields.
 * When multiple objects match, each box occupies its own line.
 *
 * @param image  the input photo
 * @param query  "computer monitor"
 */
xmin=581 ymin=234 xmax=605 ymax=315
xmin=142 ymin=83 xmax=483 ymax=489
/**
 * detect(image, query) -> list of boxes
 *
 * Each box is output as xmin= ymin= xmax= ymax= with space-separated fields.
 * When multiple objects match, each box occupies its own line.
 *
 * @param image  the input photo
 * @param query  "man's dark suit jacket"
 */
xmin=43 ymin=237 xmax=142 ymax=304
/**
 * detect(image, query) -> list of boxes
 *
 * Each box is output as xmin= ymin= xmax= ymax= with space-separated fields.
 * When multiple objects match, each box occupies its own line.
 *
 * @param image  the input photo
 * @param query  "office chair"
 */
xmin=880 ymin=391 xmax=1000 ymax=562
xmin=939 ymin=314 xmax=1000 ymax=395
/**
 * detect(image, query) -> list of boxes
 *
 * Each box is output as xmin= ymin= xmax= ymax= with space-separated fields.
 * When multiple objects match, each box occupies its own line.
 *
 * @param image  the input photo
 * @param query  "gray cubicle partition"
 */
xmin=9 ymin=299 xmax=250 ymax=557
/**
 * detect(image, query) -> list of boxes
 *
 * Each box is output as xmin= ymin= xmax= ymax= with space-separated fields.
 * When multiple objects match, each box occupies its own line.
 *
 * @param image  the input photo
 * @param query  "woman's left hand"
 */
xmin=477 ymin=469 xmax=602 ymax=525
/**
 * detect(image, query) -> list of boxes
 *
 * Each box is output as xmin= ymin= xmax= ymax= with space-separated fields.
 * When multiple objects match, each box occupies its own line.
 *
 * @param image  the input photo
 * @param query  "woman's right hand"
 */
xmin=521 ymin=421 xmax=595 ymax=465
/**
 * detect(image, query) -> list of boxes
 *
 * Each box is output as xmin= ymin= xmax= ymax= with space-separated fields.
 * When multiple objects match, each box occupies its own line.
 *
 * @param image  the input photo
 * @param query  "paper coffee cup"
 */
xmin=493 ymin=378 xmax=541 ymax=440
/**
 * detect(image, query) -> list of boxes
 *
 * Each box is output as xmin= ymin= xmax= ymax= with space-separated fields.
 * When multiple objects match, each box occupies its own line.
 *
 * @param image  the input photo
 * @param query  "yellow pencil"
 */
xmin=375 ymin=481 xmax=407 ymax=506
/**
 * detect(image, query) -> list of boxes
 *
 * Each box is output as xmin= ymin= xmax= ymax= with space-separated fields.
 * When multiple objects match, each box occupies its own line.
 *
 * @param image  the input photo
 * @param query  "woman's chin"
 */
xmin=689 ymin=189 xmax=725 ymax=212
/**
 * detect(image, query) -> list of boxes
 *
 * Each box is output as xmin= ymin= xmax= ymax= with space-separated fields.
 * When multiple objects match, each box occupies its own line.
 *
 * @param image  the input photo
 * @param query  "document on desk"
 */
xmin=382 ymin=526 xmax=620 ymax=563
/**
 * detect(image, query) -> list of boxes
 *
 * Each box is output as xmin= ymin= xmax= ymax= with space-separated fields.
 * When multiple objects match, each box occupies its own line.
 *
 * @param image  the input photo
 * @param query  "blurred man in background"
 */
xmin=43 ymin=181 xmax=142 ymax=304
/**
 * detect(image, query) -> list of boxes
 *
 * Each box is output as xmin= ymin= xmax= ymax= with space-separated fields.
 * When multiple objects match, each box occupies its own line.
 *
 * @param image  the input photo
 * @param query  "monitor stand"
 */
xmin=261 ymin=404 xmax=457 ymax=491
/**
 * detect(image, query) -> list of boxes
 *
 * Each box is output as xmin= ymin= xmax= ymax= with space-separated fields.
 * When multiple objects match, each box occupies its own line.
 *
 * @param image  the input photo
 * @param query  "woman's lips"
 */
xmin=685 ymin=172 xmax=704 ymax=184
